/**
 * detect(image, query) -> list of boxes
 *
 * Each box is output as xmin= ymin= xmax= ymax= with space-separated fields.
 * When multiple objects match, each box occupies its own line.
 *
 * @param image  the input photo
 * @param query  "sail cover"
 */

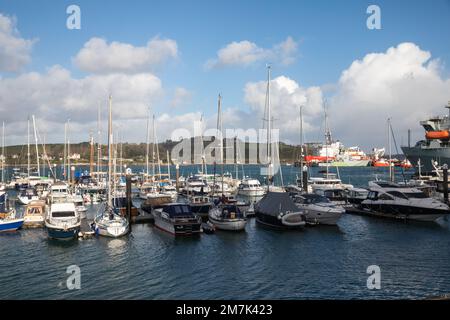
xmin=255 ymin=192 xmax=299 ymax=217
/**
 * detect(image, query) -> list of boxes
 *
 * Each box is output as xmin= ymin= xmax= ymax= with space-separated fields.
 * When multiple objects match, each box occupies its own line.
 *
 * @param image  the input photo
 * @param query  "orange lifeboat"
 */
xmin=426 ymin=130 xmax=450 ymax=140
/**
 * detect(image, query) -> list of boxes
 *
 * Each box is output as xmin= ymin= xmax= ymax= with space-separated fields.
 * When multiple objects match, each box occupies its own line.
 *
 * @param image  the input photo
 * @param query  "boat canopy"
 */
xmin=255 ymin=192 xmax=299 ymax=217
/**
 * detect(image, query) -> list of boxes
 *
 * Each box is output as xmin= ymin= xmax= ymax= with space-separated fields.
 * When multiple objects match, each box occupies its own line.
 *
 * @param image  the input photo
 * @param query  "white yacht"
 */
xmin=294 ymin=193 xmax=344 ymax=225
xmin=360 ymin=180 xmax=450 ymax=221
xmin=45 ymin=202 xmax=80 ymax=240
xmin=237 ymin=178 xmax=266 ymax=196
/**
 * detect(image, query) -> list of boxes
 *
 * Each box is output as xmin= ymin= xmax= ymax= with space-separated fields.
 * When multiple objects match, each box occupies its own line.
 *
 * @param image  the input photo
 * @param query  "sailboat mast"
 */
xmin=266 ymin=66 xmax=272 ymax=184
xmin=32 ymin=115 xmax=40 ymax=177
xmin=154 ymin=115 xmax=161 ymax=180
xmin=167 ymin=150 xmax=171 ymax=180
xmin=89 ymin=131 xmax=94 ymax=175
xmin=388 ymin=118 xmax=392 ymax=182
xmin=146 ymin=107 xmax=150 ymax=178
xmin=64 ymin=122 xmax=67 ymax=181
xmin=324 ymin=101 xmax=329 ymax=177
xmin=27 ymin=118 xmax=30 ymax=177
xmin=67 ymin=120 xmax=70 ymax=184
xmin=107 ymin=95 xmax=113 ymax=208
xmin=1 ymin=122 xmax=4 ymax=183
xmin=299 ymin=105 xmax=304 ymax=186
xmin=216 ymin=94 xmax=224 ymax=195
xmin=97 ymin=104 xmax=102 ymax=180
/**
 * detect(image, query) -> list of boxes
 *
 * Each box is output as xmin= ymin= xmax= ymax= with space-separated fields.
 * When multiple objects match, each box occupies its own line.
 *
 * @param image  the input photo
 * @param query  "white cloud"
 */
xmin=0 ymin=13 xmax=36 ymax=72
xmin=170 ymin=87 xmax=192 ymax=107
xmin=0 ymin=65 xmax=163 ymax=144
xmin=329 ymin=42 xmax=450 ymax=149
xmin=243 ymin=75 xmax=323 ymax=143
xmin=205 ymin=37 xmax=298 ymax=69
xmin=73 ymin=36 xmax=178 ymax=74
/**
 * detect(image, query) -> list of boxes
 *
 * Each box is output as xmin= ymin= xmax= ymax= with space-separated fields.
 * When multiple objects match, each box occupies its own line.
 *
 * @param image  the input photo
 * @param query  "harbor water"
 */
xmin=1 ymin=165 xmax=450 ymax=299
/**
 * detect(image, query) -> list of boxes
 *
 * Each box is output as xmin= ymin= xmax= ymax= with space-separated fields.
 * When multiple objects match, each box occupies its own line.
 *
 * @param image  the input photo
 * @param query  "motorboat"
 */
xmin=187 ymin=194 xmax=213 ymax=221
xmin=237 ymin=178 xmax=266 ymax=197
xmin=152 ymin=203 xmax=202 ymax=236
xmin=17 ymin=187 xmax=39 ymax=205
xmin=346 ymin=187 xmax=369 ymax=205
xmin=359 ymin=180 xmax=450 ymax=221
xmin=208 ymin=202 xmax=247 ymax=231
xmin=294 ymin=193 xmax=344 ymax=225
xmin=23 ymin=200 xmax=46 ymax=228
xmin=255 ymin=192 xmax=306 ymax=229
xmin=45 ymin=202 xmax=80 ymax=240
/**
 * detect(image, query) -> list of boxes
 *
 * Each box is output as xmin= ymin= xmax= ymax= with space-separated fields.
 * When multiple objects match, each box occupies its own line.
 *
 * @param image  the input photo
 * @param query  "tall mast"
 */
xmin=146 ymin=107 xmax=150 ymax=178
xmin=67 ymin=119 xmax=70 ymax=184
xmin=120 ymin=131 xmax=123 ymax=176
xmin=151 ymin=113 xmax=155 ymax=180
xmin=90 ymin=131 xmax=94 ymax=175
xmin=32 ymin=115 xmax=40 ymax=177
xmin=299 ymin=105 xmax=304 ymax=186
xmin=97 ymin=104 xmax=102 ymax=180
xmin=1 ymin=122 xmax=4 ymax=183
xmin=107 ymin=95 xmax=113 ymax=208
xmin=64 ymin=122 xmax=67 ymax=181
xmin=324 ymin=100 xmax=330 ymax=177
xmin=266 ymin=65 xmax=272 ymax=185
xmin=154 ymin=115 xmax=161 ymax=180
xmin=27 ymin=117 xmax=30 ymax=177
xmin=388 ymin=118 xmax=392 ymax=182
xmin=167 ymin=150 xmax=171 ymax=180
xmin=217 ymin=94 xmax=224 ymax=195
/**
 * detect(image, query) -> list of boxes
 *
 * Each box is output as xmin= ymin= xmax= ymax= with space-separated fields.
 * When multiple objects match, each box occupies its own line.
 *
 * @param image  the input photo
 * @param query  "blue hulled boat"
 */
xmin=0 ymin=192 xmax=24 ymax=232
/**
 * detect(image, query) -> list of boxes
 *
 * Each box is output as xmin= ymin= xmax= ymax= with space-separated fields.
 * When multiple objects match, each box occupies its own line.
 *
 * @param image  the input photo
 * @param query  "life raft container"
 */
xmin=426 ymin=130 xmax=450 ymax=140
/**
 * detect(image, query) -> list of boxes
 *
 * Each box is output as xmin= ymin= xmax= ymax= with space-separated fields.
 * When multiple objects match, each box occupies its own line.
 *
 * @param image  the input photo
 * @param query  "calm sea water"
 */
xmin=1 ymin=165 xmax=450 ymax=299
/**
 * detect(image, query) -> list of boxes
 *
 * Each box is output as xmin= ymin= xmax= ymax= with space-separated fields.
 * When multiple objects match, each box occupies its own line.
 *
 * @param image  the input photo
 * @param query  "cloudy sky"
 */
xmin=0 ymin=0 xmax=449 ymax=151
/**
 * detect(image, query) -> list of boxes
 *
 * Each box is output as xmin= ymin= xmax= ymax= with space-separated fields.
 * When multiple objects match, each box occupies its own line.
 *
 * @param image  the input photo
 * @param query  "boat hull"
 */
xmin=319 ymin=160 xmax=370 ymax=167
xmin=46 ymin=225 xmax=80 ymax=240
xmin=0 ymin=219 xmax=24 ymax=232
xmin=359 ymin=203 xmax=449 ymax=222
xmin=208 ymin=216 xmax=247 ymax=231
xmin=154 ymin=216 xmax=202 ymax=236
xmin=237 ymin=189 xmax=266 ymax=197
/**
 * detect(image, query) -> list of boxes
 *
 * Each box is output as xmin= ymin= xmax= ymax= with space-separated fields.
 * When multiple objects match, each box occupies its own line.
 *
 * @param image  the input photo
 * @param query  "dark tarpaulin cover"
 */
xmin=255 ymin=192 xmax=299 ymax=217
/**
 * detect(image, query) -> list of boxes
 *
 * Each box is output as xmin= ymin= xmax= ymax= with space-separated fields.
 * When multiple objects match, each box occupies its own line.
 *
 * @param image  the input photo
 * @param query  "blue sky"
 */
xmin=0 ymin=0 xmax=449 ymax=149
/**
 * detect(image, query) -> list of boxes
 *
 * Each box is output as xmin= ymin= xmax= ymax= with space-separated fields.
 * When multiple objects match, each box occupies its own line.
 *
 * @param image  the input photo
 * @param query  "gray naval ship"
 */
xmin=402 ymin=102 xmax=450 ymax=174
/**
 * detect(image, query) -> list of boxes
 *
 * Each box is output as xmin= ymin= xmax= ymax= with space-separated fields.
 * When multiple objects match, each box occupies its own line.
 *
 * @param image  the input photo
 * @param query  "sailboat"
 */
xmin=255 ymin=66 xmax=306 ymax=228
xmin=93 ymin=95 xmax=130 ymax=238
xmin=208 ymin=94 xmax=247 ymax=231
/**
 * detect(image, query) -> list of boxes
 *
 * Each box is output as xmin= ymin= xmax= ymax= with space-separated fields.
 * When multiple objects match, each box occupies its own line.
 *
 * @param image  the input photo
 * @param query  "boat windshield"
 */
xmin=298 ymin=194 xmax=330 ymax=204
xmin=52 ymin=211 xmax=75 ymax=218
xmin=166 ymin=205 xmax=192 ymax=217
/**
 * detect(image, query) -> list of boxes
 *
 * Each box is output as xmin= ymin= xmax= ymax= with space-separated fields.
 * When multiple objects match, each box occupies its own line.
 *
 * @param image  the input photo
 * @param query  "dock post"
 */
xmin=126 ymin=174 xmax=132 ymax=231
xmin=443 ymin=164 xmax=448 ymax=203
xmin=302 ymin=165 xmax=308 ymax=193
xmin=176 ymin=164 xmax=180 ymax=194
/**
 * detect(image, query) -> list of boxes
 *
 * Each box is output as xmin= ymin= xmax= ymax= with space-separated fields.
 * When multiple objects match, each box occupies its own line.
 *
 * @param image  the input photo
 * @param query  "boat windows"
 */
xmin=386 ymin=191 xmax=408 ymax=200
xmin=403 ymin=192 xmax=428 ymax=199
xmin=52 ymin=211 xmax=75 ymax=218
xmin=378 ymin=193 xmax=394 ymax=200
xmin=367 ymin=191 xmax=378 ymax=200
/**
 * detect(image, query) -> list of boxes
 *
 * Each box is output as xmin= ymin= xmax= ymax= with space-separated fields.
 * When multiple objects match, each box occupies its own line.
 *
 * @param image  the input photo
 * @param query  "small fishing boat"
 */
xmin=255 ymin=192 xmax=306 ymax=229
xmin=153 ymin=203 xmax=202 ymax=236
xmin=0 ymin=192 xmax=23 ymax=232
xmin=23 ymin=200 xmax=46 ymax=228
xmin=45 ymin=202 xmax=80 ymax=240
